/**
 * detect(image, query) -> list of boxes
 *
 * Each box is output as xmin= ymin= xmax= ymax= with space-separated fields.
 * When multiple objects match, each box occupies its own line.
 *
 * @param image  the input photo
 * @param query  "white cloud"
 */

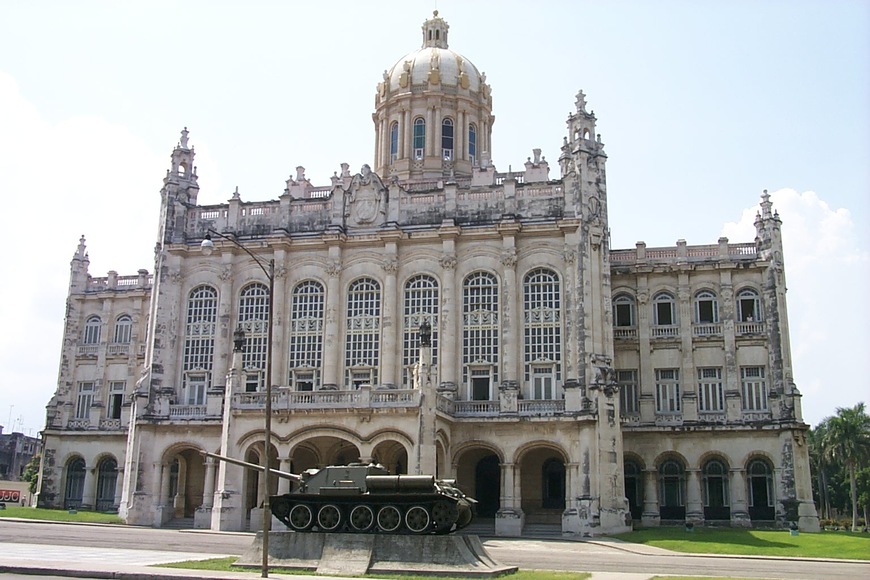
xmin=723 ymin=189 xmax=870 ymax=426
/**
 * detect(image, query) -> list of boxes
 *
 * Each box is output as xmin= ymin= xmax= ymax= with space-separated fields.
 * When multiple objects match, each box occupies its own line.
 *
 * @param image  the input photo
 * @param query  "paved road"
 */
xmin=1 ymin=519 xmax=868 ymax=579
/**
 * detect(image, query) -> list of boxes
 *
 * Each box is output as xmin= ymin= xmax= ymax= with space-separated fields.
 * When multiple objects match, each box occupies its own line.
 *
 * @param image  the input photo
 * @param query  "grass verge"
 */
xmin=616 ymin=526 xmax=870 ymax=560
xmin=159 ymin=558 xmax=589 ymax=579
xmin=0 ymin=506 xmax=123 ymax=524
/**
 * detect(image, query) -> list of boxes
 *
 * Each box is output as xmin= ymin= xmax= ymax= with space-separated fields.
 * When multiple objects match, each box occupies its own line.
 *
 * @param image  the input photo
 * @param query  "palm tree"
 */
xmin=808 ymin=420 xmax=832 ymax=520
xmin=823 ymin=403 xmax=870 ymax=531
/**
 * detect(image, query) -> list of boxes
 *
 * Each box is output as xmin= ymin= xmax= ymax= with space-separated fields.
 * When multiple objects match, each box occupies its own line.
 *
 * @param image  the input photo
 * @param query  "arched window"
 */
xmin=441 ymin=118 xmax=454 ymax=160
xmin=468 ymin=124 xmax=477 ymax=165
xmin=413 ymin=118 xmax=426 ymax=159
xmin=113 ymin=315 xmax=132 ymax=344
xmin=403 ymin=275 xmax=439 ymax=387
xmin=389 ymin=121 xmax=399 ymax=163
xmin=653 ymin=292 xmax=676 ymax=326
xmin=183 ymin=285 xmax=217 ymax=405
xmin=83 ymin=316 xmax=101 ymax=344
xmin=747 ymin=459 xmax=775 ymax=520
xmin=736 ymin=288 xmax=762 ymax=322
xmin=694 ymin=290 xmax=719 ymax=324
xmin=659 ymin=459 xmax=686 ymax=520
xmin=239 ymin=283 xmax=270 ymax=392
xmin=624 ymin=461 xmax=643 ymax=519
xmin=345 ymin=278 xmax=381 ymax=388
xmin=96 ymin=458 xmax=118 ymax=512
xmin=703 ymin=459 xmax=730 ymax=520
xmin=462 ymin=272 xmax=499 ymax=400
xmin=64 ymin=457 xmax=86 ymax=510
xmin=289 ymin=280 xmax=325 ymax=391
xmin=613 ymin=294 xmax=635 ymax=327
xmin=523 ymin=268 xmax=561 ymax=400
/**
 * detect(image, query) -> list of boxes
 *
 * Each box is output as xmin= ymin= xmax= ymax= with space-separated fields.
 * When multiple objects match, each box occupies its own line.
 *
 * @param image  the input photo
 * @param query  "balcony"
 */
xmin=232 ymin=388 xmax=422 ymax=411
xmin=169 ymin=405 xmax=208 ymax=418
xmin=651 ymin=325 xmax=679 ymax=338
xmin=614 ymin=327 xmax=638 ymax=340
xmin=693 ymin=323 xmax=722 ymax=338
xmin=736 ymin=321 xmax=766 ymax=335
xmin=742 ymin=410 xmax=772 ymax=422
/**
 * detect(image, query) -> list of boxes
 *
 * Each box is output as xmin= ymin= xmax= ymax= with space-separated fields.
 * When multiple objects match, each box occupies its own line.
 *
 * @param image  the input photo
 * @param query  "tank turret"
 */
xmin=202 ymin=452 xmax=476 ymax=534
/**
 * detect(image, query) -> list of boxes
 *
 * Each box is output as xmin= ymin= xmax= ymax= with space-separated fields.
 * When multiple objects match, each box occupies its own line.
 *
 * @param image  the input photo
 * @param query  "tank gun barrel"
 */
xmin=200 ymin=450 xmax=302 ymax=482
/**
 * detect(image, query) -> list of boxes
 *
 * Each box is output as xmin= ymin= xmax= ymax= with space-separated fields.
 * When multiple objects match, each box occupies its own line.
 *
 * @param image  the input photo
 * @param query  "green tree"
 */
xmin=809 ymin=420 xmax=833 ymax=519
xmin=22 ymin=454 xmax=40 ymax=495
xmin=823 ymin=403 xmax=870 ymax=531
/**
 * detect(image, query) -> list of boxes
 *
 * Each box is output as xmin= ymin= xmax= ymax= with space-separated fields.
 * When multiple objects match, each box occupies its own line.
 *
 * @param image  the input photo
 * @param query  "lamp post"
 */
xmin=201 ymin=230 xmax=274 ymax=578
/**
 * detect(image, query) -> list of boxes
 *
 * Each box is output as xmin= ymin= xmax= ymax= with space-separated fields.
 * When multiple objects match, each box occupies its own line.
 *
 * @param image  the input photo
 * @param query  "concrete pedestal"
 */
xmin=235 ymin=531 xmax=517 ymax=577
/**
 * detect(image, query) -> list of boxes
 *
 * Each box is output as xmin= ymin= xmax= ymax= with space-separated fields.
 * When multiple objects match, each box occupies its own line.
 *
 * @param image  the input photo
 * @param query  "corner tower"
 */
xmin=373 ymin=11 xmax=494 ymax=181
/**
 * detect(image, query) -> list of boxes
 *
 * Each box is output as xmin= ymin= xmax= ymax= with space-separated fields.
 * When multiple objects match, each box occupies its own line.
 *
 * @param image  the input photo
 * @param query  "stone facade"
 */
xmin=37 ymin=12 xmax=819 ymax=535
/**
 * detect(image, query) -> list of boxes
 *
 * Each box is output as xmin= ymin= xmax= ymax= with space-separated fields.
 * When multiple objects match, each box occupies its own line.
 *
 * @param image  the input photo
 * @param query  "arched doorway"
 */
xmin=64 ymin=457 xmax=85 ymax=510
xmin=747 ymin=459 xmax=775 ymax=521
xmin=95 ymin=458 xmax=118 ymax=512
xmin=703 ymin=459 xmax=730 ymax=521
xmin=659 ymin=459 xmax=686 ymax=520
xmin=475 ymin=455 xmax=501 ymax=517
xmin=624 ymin=460 xmax=643 ymax=520
xmin=541 ymin=458 xmax=565 ymax=510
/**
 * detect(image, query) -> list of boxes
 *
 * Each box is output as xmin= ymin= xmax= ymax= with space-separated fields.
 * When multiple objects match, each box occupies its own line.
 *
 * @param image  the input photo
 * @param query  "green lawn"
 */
xmin=0 ymin=506 xmax=123 ymax=525
xmin=161 ymin=558 xmax=589 ymax=579
xmin=616 ymin=527 xmax=870 ymax=560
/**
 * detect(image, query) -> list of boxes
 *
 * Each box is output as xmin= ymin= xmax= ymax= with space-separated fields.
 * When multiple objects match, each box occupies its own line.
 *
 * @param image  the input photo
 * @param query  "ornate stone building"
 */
xmin=37 ymin=12 xmax=819 ymax=535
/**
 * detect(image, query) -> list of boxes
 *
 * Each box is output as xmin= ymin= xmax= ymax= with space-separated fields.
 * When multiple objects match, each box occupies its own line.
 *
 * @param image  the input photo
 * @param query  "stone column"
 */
xmin=277 ymin=457 xmax=293 ymax=494
xmin=81 ymin=464 xmax=96 ymax=510
xmin=112 ymin=466 xmax=125 ymax=511
xmin=641 ymin=468 xmax=660 ymax=527
xmin=381 ymin=254 xmax=399 ymax=388
xmin=322 ymin=251 xmax=342 ymax=389
xmin=403 ymin=109 xmax=411 ymax=160
xmin=439 ymin=248 xmax=458 ymax=392
xmin=495 ymin=462 xmax=523 ymax=536
xmin=271 ymin=249 xmax=288 ymax=388
xmin=501 ymin=243 xmax=519 ymax=385
xmin=686 ymin=468 xmax=704 ymax=524
xmin=202 ymin=458 xmax=216 ymax=509
xmin=729 ymin=468 xmax=750 ymax=527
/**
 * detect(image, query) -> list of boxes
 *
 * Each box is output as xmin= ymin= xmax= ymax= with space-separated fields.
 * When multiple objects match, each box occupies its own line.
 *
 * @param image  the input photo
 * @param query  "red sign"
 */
xmin=0 ymin=490 xmax=21 ymax=502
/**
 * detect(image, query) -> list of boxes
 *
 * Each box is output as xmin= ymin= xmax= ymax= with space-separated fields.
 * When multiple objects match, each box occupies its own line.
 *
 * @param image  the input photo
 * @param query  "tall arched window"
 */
xmin=389 ymin=121 xmax=399 ymax=163
xmin=747 ymin=459 xmax=775 ymax=520
xmin=441 ymin=118 xmax=454 ymax=160
xmin=413 ymin=118 xmax=426 ymax=159
xmin=659 ymin=459 xmax=686 ymax=520
xmin=613 ymin=294 xmax=635 ymax=327
xmin=183 ymin=285 xmax=217 ymax=405
xmin=653 ymin=292 xmax=677 ymax=328
xmin=468 ymin=124 xmax=477 ymax=165
xmin=403 ymin=275 xmax=439 ymax=387
xmin=345 ymin=278 xmax=381 ymax=388
xmin=523 ymin=268 xmax=561 ymax=399
xmin=64 ymin=457 xmax=86 ymax=510
xmin=289 ymin=280 xmax=325 ymax=391
xmin=83 ymin=316 xmax=101 ymax=344
xmin=736 ymin=288 xmax=762 ymax=322
xmin=462 ymin=272 xmax=499 ymax=400
xmin=703 ymin=459 xmax=730 ymax=520
xmin=239 ymin=283 xmax=270 ymax=392
xmin=694 ymin=290 xmax=719 ymax=324
xmin=113 ymin=315 xmax=132 ymax=344
xmin=96 ymin=457 xmax=118 ymax=512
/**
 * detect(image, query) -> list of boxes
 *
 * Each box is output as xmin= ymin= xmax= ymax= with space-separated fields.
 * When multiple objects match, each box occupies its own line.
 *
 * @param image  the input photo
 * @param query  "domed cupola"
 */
xmin=373 ymin=11 xmax=495 ymax=182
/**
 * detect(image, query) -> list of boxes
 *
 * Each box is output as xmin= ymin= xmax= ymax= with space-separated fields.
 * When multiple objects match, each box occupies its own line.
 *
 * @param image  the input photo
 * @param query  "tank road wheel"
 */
xmin=431 ymin=500 xmax=459 ymax=533
xmin=317 ymin=504 xmax=342 ymax=531
xmin=376 ymin=505 xmax=402 ymax=532
xmin=288 ymin=504 xmax=313 ymax=531
xmin=349 ymin=505 xmax=375 ymax=531
xmin=404 ymin=505 xmax=431 ymax=534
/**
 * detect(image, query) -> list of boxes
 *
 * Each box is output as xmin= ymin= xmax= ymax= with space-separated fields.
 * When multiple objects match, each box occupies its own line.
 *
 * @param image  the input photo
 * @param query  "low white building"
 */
xmin=37 ymin=12 xmax=818 ymax=535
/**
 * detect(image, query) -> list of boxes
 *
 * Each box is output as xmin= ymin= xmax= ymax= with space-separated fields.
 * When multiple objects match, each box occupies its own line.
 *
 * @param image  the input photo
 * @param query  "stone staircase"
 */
xmin=163 ymin=517 xmax=195 ymax=529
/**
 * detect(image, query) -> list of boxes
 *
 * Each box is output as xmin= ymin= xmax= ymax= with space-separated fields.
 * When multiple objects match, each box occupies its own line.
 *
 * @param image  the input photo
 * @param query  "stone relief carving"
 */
xmin=345 ymin=164 xmax=386 ymax=228
xmin=500 ymin=249 xmax=517 ymax=269
xmin=326 ymin=260 xmax=342 ymax=278
xmin=440 ymin=254 xmax=457 ymax=269
xmin=382 ymin=257 xmax=398 ymax=275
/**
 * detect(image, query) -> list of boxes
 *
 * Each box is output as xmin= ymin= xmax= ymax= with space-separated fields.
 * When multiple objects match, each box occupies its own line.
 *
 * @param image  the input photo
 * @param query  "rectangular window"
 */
xmin=185 ymin=374 xmax=207 ymax=405
xmin=532 ymin=366 xmax=555 ymax=400
xmin=615 ymin=301 xmax=633 ymax=327
xmin=470 ymin=368 xmax=491 ymax=401
xmin=76 ymin=382 xmax=95 ymax=419
xmin=656 ymin=302 xmax=674 ymax=326
xmin=294 ymin=372 xmax=315 ymax=392
xmin=108 ymin=381 xmax=125 ymax=420
xmin=618 ymin=370 xmax=639 ymax=414
xmin=655 ymin=369 xmax=681 ymax=414
xmin=351 ymin=370 xmax=373 ymax=389
xmin=741 ymin=366 xmax=767 ymax=411
xmin=245 ymin=372 xmax=261 ymax=393
xmin=697 ymin=368 xmax=724 ymax=412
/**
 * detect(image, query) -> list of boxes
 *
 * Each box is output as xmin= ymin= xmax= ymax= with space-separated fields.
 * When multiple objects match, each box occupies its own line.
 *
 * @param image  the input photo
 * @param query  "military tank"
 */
xmin=202 ymin=452 xmax=475 ymax=534
xmin=272 ymin=463 xmax=475 ymax=534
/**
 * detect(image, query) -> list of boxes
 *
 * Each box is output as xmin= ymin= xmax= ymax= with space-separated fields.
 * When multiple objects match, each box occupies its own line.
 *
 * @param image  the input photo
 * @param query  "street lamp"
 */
xmin=201 ymin=230 xmax=275 ymax=578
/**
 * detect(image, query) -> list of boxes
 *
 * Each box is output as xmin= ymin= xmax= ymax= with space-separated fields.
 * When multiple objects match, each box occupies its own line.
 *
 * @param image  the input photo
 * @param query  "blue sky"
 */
xmin=0 ymin=0 xmax=867 ymax=435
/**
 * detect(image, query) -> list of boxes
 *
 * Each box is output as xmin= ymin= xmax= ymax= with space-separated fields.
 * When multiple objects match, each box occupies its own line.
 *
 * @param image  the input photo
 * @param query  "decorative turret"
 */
xmin=158 ymin=128 xmax=200 ymax=245
xmin=69 ymin=235 xmax=91 ymax=292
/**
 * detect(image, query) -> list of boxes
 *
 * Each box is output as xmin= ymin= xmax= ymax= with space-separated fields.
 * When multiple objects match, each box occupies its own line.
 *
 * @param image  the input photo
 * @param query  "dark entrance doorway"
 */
xmin=475 ymin=455 xmax=501 ymax=517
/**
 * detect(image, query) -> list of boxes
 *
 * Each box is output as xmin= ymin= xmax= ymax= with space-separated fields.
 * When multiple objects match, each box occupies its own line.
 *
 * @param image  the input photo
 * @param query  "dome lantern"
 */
xmin=422 ymin=10 xmax=449 ymax=49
